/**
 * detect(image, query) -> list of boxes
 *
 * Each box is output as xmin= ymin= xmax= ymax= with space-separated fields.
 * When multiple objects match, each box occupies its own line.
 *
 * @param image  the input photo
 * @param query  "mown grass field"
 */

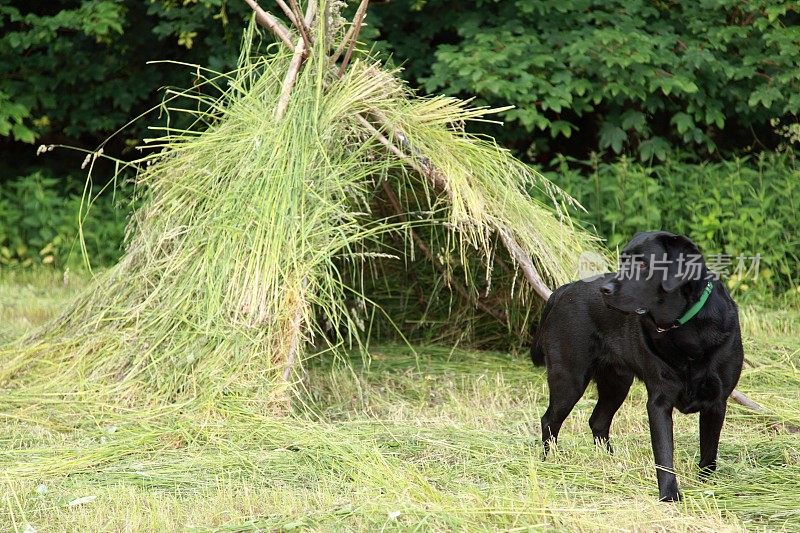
xmin=1 ymin=272 xmax=799 ymax=532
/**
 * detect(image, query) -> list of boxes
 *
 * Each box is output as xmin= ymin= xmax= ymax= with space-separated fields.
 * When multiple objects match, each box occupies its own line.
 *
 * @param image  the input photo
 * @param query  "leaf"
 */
xmin=549 ymin=120 xmax=573 ymax=139
xmin=639 ymin=136 xmax=670 ymax=161
xmin=670 ymin=112 xmax=694 ymax=135
xmin=12 ymin=123 xmax=36 ymax=143
xmin=748 ymin=86 xmax=782 ymax=109
xmin=620 ymin=110 xmax=646 ymax=132
xmin=599 ymin=123 xmax=626 ymax=154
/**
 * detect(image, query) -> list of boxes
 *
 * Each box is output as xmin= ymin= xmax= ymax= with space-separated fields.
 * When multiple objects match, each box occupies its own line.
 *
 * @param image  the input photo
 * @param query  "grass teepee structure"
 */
xmin=0 ymin=1 xmax=605 ymax=410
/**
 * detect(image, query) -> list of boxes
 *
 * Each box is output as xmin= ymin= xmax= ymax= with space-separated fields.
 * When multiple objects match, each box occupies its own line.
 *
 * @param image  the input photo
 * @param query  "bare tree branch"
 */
xmin=243 ymin=0 xmax=295 ymax=50
xmin=274 ymin=1 xmax=317 ymax=120
xmin=338 ymin=0 xmax=370 ymax=77
xmin=287 ymin=0 xmax=313 ymax=54
xmin=729 ymin=389 xmax=800 ymax=433
xmin=275 ymin=0 xmax=301 ymax=29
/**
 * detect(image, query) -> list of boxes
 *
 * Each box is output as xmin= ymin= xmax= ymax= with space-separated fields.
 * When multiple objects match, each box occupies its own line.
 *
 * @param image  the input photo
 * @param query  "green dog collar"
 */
xmin=676 ymin=281 xmax=714 ymax=325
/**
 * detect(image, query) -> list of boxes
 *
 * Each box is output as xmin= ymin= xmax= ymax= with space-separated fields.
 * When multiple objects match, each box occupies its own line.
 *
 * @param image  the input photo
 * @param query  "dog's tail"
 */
xmin=530 ymin=335 xmax=546 ymax=367
xmin=530 ymin=291 xmax=556 ymax=367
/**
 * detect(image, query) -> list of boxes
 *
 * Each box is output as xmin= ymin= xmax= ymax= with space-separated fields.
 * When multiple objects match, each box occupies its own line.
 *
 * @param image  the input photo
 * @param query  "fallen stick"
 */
xmin=729 ymin=389 xmax=800 ymax=433
xmin=729 ymin=389 xmax=765 ymax=413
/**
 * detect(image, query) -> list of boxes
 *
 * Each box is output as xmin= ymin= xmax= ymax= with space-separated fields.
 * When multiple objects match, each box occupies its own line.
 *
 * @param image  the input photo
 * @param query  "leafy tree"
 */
xmin=371 ymin=0 xmax=800 ymax=161
xmin=0 ymin=1 xmax=251 ymax=165
xmin=2 ymin=0 xmax=798 ymax=173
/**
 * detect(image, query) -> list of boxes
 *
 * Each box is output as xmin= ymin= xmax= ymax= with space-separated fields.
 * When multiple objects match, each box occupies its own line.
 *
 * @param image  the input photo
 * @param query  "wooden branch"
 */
xmin=275 ymin=0 xmax=301 ymax=29
xmin=730 ymin=389 xmax=765 ymax=413
xmin=283 ymin=295 xmax=306 ymax=382
xmin=274 ymin=0 xmax=317 ymax=120
xmin=287 ymin=0 xmax=313 ymax=54
xmin=337 ymin=0 xmax=370 ymax=77
xmin=244 ymin=0 xmax=295 ymax=50
xmin=728 ymin=389 xmax=800 ymax=433
xmin=329 ymin=18 xmax=355 ymax=64
xmin=496 ymin=231 xmax=553 ymax=301
xmin=330 ymin=0 xmax=370 ymax=66
xmin=381 ymin=180 xmax=507 ymax=323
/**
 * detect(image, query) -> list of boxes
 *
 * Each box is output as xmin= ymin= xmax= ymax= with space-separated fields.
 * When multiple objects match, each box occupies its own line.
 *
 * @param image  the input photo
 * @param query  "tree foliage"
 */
xmin=0 ymin=0 xmax=250 ymax=148
xmin=373 ymin=0 xmax=800 ymax=161
xmin=1 ymin=0 xmax=798 ymax=167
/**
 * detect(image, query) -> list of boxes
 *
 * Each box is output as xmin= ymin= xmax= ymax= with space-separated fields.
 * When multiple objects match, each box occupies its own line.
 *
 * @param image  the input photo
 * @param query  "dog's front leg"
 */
xmin=698 ymin=402 xmax=727 ymax=478
xmin=646 ymin=397 xmax=682 ymax=502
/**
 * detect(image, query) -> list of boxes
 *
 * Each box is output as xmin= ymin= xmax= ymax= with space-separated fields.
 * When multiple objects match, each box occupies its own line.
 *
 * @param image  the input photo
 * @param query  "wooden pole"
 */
xmin=287 ymin=0 xmax=313 ymax=53
xmin=331 ymin=0 xmax=369 ymax=66
xmin=243 ymin=0 xmax=295 ymax=50
xmin=337 ymin=0 xmax=370 ymax=77
xmin=274 ymin=0 xmax=317 ymax=120
xmin=275 ymin=0 xmax=301 ymax=30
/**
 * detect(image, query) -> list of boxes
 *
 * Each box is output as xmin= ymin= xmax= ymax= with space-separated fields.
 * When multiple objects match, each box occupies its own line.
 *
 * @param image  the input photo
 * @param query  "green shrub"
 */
xmin=0 ymin=172 xmax=128 ymax=268
xmin=373 ymin=0 xmax=800 ymax=160
xmin=545 ymin=152 xmax=800 ymax=299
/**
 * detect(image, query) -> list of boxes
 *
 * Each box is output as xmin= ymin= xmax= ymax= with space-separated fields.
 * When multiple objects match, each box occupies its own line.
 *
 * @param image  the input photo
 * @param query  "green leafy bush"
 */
xmin=0 ymin=172 xmax=128 ymax=268
xmin=4 ymin=1 xmax=798 ymax=167
xmin=0 ymin=1 xmax=250 ymax=145
xmin=545 ymin=152 xmax=800 ymax=297
xmin=373 ymin=0 xmax=800 ymax=160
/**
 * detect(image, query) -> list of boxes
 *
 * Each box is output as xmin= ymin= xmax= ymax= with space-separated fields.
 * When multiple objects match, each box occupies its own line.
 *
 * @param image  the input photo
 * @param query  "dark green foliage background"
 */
xmin=0 ymin=172 xmax=128 ymax=268
xmin=377 ymin=0 xmax=800 ymax=161
xmin=1 ymin=0 xmax=798 ymax=295
xmin=4 ymin=1 xmax=799 ymax=160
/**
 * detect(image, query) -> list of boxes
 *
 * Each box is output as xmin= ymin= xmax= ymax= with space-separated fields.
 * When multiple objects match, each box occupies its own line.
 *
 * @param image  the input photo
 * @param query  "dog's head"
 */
xmin=600 ymin=231 xmax=708 ymax=328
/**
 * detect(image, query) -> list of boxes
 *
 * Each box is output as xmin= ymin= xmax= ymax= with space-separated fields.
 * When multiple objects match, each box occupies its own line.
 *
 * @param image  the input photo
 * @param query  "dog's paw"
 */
xmin=659 ymin=489 xmax=683 ymax=502
xmin=658 ymin=478 xmax=683 ymax=502
xmin=698 ymin=461 xmax=717 ymax=480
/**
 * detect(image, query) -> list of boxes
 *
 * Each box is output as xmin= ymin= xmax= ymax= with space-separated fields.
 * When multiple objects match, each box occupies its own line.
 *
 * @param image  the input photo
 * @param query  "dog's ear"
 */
xmin=659 ymin=234 xmax=704 ymax=293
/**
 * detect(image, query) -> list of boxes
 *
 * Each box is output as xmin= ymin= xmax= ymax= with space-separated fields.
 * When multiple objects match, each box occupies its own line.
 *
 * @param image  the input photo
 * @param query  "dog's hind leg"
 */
xmin=541 ymin=361 xmax=591 ymax=456
xmin=589 ymin=365 xmax=633 ymax=454
xmin=698 ymin=401 xmax=727 ymax=478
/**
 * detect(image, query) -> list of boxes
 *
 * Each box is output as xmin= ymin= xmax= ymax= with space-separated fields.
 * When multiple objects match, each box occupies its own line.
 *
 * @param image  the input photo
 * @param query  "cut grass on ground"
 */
xmin=1 ymin=271 xmax=799 ymax=531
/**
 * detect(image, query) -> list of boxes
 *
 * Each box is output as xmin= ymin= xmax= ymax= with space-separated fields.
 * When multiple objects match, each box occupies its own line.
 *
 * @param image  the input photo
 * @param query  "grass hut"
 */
xmin=0 ymin=1 xmax=604 ymax=410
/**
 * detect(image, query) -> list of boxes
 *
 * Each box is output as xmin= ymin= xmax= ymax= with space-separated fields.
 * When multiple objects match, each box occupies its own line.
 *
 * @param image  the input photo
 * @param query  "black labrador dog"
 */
xmin=531 ymin=231 xmax=743 ymax=501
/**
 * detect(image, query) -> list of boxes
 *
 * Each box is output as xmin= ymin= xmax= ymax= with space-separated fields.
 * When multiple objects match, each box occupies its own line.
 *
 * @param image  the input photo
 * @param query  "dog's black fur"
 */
xmin=531 ymin=231 xmax=743 ymax=501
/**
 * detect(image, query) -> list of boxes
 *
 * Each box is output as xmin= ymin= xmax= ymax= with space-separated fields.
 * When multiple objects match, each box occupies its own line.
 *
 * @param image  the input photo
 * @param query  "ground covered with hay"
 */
xmin=1 ymin=272 xmax=798 ymax=531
